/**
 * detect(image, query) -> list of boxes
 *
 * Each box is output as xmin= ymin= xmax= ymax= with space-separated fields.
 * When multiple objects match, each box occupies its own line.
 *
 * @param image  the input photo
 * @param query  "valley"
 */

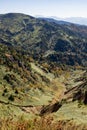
xmin=0 ymin=13 xmax=87 ymax=130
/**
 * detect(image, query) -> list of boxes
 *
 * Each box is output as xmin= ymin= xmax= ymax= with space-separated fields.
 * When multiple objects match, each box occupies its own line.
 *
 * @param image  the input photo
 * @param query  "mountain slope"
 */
xmin=0 ymin=13 xmax=87 ymax=130
xmin=0 ymin=13 xmax=87 ymax=66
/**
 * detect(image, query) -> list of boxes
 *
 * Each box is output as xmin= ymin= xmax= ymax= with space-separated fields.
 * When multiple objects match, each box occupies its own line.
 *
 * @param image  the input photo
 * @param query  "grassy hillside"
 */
xmin=0 ymin=13 xmax=87 ymax=130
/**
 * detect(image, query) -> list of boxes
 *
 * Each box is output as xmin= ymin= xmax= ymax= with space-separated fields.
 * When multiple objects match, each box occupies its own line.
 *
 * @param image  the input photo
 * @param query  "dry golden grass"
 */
xmin=0 ymin=116 xmax=87 ymax=130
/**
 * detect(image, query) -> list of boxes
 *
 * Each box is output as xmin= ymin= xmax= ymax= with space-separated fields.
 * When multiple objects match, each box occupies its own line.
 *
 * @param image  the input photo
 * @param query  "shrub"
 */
xmin=8 ymin=94 xmax=14 ymax=101
xmin=4 ymin=88 xmax=8 ymax=93
xmin=15 ymin=89 xmax=18 ymax=94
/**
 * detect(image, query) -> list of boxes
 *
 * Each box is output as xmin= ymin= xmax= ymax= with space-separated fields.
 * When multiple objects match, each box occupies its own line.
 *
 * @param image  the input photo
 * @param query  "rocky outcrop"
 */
xmin=40 ymin=102 xmax=62 ymax=116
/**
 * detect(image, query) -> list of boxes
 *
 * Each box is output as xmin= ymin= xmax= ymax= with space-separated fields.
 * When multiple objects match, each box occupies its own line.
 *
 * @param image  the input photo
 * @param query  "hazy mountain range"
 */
xmin=37 ymin=16 xmax=87 ymax=26
xmin=63 ymin=17 xmax=87 ymax=25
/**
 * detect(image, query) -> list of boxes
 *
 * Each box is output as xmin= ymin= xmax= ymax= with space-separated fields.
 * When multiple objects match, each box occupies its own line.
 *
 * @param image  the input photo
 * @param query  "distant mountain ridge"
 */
xmin=62 ymin=17 xmax=87 ymax=26
xmin=38 ymin=16 xmax=87 ymax=26
xmin=38 ymin=17 xmax=73 ymax=25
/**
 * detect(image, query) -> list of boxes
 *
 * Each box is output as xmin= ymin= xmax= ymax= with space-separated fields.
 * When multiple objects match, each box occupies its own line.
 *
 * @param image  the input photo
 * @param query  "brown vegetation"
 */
xmin=0 ymin=117 xmax=87 ymax=130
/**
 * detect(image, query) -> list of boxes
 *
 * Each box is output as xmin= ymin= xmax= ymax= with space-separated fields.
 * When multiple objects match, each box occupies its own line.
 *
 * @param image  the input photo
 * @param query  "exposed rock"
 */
xmin=40 ymin=102 xmax=62 ymax=116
